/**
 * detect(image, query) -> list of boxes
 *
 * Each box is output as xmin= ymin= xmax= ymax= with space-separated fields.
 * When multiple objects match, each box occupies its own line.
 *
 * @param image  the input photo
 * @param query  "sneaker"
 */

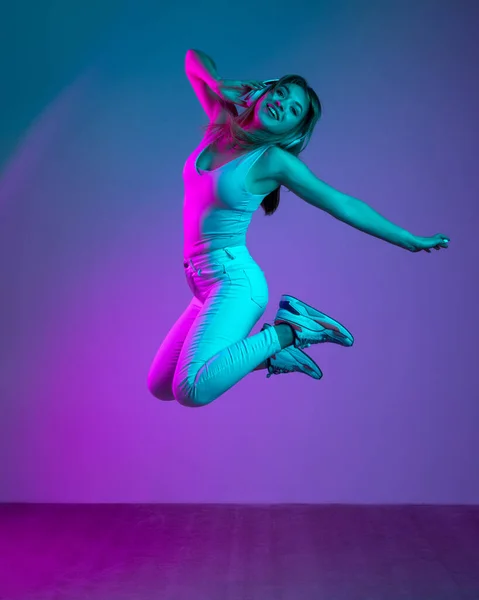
xmin=274 ymin=294 xmax=354 ymax=350
xmin=261 ymin=323 xmax=323 ymax=380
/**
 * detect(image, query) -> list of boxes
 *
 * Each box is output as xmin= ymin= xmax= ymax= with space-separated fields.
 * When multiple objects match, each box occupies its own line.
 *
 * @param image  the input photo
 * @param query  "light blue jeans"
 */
xmin=147 ymin=245 xmax=282 ymax=407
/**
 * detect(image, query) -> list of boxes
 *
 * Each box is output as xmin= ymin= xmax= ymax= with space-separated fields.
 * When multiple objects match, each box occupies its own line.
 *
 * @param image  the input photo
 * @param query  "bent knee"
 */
xmin=147 ymin=375 xmax=204 ymax=406
xmin=146 ymin=375 xmax=176 ymax=402
xmin=172 ymin=387 xmax=204 ymax=408
xmin=172 ymin=377 xmax=210 ymax=408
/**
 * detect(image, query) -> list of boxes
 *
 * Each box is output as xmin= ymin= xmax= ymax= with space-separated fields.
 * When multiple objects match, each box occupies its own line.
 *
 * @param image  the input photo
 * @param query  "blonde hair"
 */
xmin=201 ymin=75 xmax=322 ymax=215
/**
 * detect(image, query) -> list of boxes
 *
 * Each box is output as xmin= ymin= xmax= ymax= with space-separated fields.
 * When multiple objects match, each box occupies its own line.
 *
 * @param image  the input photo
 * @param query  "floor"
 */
xmin=1 ymin=504 xmax=478 ymax=600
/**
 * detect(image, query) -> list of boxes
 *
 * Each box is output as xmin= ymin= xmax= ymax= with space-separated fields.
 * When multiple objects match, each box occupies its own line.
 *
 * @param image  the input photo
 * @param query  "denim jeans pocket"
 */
xmin=240 ymin=267 xmax=269 ymax=310
xmin=184 ymin=261 xmax=232 ymax=300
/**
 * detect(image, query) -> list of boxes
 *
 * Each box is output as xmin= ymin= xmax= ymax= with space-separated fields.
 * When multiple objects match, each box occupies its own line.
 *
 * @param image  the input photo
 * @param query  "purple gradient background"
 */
xmin=0 ymin=0 xmax=478 ymax=504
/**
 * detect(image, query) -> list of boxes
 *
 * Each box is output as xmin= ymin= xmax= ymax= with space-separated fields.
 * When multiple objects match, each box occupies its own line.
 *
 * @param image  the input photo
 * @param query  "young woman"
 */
xmin=147 ymin=49 xmax=449 ymax=408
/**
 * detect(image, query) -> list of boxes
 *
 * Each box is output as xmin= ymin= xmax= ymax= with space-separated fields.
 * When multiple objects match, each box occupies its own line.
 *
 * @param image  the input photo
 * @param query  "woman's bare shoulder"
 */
xmin=258 ymin=145 xmax=298 ymax=185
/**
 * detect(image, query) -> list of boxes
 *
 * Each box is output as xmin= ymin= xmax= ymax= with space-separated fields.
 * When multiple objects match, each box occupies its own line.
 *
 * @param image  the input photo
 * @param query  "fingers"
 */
xmin=248 ymin=80 xmax=267 ymax=90
xmin=232 ymin=81 xmax=266 ymax=92
xmin=425 ymin=244 xmax=446 ymax=253
xmin=428 ymin=234 xmax=450 ymax=252
xmin=437 ymin=234 xmax=450 ymax=245
xmin=417 ymin=233 xmax=450 ymax=253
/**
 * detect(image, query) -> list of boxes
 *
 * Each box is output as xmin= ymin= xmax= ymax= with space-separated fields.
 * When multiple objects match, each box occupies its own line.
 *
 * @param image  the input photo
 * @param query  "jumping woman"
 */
xmin=147 ymin=49 xmax=449 ymax=408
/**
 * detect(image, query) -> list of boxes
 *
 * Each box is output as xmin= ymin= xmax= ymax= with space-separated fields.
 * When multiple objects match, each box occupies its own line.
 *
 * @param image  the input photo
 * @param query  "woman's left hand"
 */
xmin=408 ymin=233 xmax=450 ymax=253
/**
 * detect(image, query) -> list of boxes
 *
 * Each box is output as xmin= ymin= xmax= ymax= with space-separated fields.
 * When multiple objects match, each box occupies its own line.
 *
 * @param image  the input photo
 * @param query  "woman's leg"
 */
xmin=147 ymin=297 xmax=202 ymax=401
xmin=146 ymin=294 xmax=293 ymax=399
xmin=253 ymin=324 xmax=295 ymax=370
xmin=172 ymin=265 xmax=285 ymax=408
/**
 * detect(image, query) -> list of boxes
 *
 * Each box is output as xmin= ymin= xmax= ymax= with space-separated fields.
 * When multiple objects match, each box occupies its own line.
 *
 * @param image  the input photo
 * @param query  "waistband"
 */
xmin=183 ymin=245 xmax=253 ymax=270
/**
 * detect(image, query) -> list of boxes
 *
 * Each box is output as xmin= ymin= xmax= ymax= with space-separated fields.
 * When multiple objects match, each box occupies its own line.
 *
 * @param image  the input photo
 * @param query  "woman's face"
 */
xmin=253 ymin=82 xmax=309 ymax=135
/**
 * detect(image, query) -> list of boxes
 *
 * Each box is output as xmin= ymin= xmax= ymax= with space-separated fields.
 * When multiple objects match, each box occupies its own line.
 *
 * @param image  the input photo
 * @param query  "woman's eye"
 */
xmin=278 ymin=87 xmax=298 ymax=116
xmin=278 ymin=88 xmax=297 ymax=115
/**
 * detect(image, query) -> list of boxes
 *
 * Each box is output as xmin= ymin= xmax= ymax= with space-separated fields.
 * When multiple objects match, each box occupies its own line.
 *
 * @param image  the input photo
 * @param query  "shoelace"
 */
xmin=267 ymin=366 xmax=294 ymax=378
xmin=297 ymin=342 xmax=312 ymax=349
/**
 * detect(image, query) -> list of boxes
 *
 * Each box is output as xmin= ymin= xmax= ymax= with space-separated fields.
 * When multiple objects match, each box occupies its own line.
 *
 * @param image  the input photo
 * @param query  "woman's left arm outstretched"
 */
xmin=267 ymin=147 xmax=449 ymax=253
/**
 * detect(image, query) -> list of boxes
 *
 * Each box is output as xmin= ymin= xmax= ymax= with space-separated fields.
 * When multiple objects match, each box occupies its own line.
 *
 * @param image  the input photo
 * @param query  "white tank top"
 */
xmin=182 ymin=130 xmax=273 ymax=258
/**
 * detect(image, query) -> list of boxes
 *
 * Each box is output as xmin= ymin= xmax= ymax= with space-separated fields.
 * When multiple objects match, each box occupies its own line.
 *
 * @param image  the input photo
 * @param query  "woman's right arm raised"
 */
xmin=185 ymin=49 xmax=235 ymax=124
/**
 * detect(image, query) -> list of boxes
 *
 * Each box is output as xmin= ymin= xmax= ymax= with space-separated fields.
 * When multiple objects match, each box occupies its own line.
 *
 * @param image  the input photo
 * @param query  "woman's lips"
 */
xmin=266 ymin=103 xmax=279 ymax=120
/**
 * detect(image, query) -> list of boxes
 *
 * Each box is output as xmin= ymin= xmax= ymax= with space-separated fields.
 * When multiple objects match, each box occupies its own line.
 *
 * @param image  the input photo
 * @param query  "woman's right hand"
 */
xmin=212 ymin=79 xmax=267 ymax=107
